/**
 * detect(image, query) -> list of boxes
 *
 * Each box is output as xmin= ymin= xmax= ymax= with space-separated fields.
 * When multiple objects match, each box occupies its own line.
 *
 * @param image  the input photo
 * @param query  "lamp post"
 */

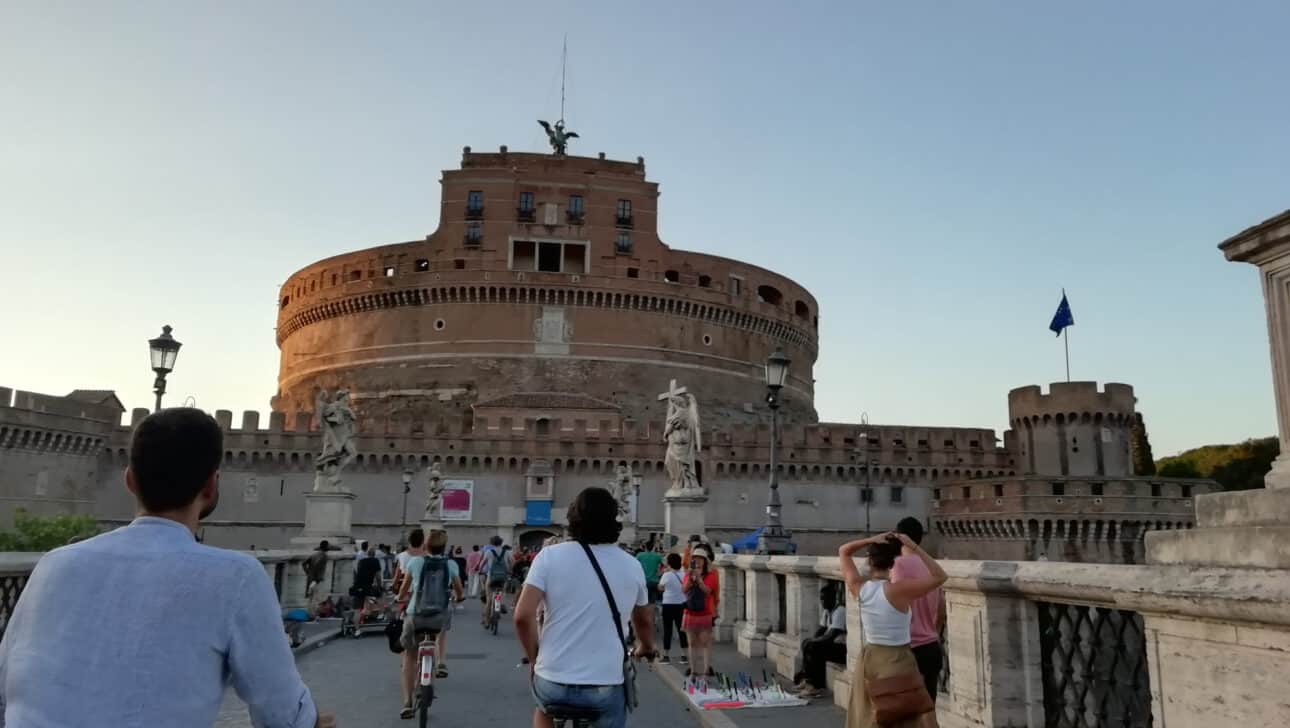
xmin=400 ymin=469 xmax=413 ymax=533
xmin=758 ymin=347 xmax=793 ymax=554
xmin=148 ymin=325 xmax=182 ymax=412
xmin=632 ymin=470 xmax=643 ymax=533
xmin=857 ymin=413 xmax=874 ymax=534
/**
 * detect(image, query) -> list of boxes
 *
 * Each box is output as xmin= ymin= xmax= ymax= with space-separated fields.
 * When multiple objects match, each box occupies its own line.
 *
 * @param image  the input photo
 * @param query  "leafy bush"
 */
xmin=1155 ymin=437 xmax=1278 ymax=491
xmin=0 ymin=509 xmax=101 ymax=551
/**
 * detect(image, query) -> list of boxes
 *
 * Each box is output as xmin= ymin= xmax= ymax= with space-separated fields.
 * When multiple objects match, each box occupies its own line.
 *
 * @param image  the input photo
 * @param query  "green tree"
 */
xmin=0 ymin=509 xmax=100 ymax=551
xmin=1131 ymin=413 xmax=1156 ymax=476
xmin=1155 ymin=437 xmax=1278 ymax=491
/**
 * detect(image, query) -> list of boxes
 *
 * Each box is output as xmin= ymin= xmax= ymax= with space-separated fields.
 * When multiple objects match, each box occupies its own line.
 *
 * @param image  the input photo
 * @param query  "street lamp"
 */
xmin=148 ymin=325 xmax=182 ymax=412
xmin=400 ymin=469 xmax=414 ymax=532
xmin=857 ymin=413 xmax=875 ymax=533
xmin=758 ymin=347 xmax=793 ymax=554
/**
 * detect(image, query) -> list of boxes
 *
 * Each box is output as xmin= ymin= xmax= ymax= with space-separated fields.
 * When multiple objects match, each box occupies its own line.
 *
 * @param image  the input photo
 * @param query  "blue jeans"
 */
xmin=532 ymin=675 xmax=627 ymax=728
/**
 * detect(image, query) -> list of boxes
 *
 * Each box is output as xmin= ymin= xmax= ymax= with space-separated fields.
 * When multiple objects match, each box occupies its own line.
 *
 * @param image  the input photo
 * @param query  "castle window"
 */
xmin=861 ymin=488 xmax=873 ymax=504
xmin=415 ymin=259 xmax=430 ymax=272
xmin=698 ymin=275 xmax=711 ymax=288
xmin=280 ymin=296 xmax=290 ymax=308
xmin=728 ymin=276 xmax=742 ymax=296
xmin=384 ymin=266 xmax=395 ymax=277
xmin=993 ymin=483 xmax=1004 ymax=498
xmin=756 ymin=284 xmax=783 ymax=306
xmin=917 ymin=439 xmax=929 ymax=448
xmin=961 ymin=486 xmax=971 ymax=499
xmin=933 ymin=488 xmax=942 ymax=500
xmin=1181 ymin=484 xmax=1192 ymax=498
xmin=1051 ymin=483 xmax=1065 ymax=496
xmin=510 ymin=240 xmax=588 ymax=274
xmin=890 ymin=486 xmax=903 ymax=504
xmin=615 ymin=199 xmax=633 ymax=227
xmin=626 ymin=267 xmax=639 ymax=279
xmin=535 ymin=418 xmax=551 ymax=436
xmin=465 ymin=222 xmax=482 ymax=246
xmin=331 ymin=273 xmax=338 ymax=286
xmin=944 ymin=439 xmax=954 ymax=448
xmin=795 ymin=300 xmax=810 ymax=318
xmin=454 ymin=259 xmax=465 ymax=270
xmin=349 ymin=270 xmax=362 ymax=282
xmin=970 ymin=439 xmax=980 ymax=448
xmin=567 ymin=194 xmax=585 ymax=222
xmin=663 ymin=270 xmax=679 ymax=283
xmin=616 ymin=232 xmax=632 ymax=254
xmin=1091 ymin=482 xmax=1104 ymax=496
xmin=518 ymin=192 xmax=535 ymax=212
xmin=466 ymin=190 xmax=484 ymax=217
xmin=1151 ymin=483 xmax=1162 ymax=497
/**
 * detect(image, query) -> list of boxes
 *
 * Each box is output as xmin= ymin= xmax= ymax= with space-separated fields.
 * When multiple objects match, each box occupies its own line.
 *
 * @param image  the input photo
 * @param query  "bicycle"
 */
xmin=413 ymin=628 xmax=441 ymax=728
xmin=487 ymin=589 xmax=503 ymax=635
xmin=545 ymin=704 xmax=602 ymax=727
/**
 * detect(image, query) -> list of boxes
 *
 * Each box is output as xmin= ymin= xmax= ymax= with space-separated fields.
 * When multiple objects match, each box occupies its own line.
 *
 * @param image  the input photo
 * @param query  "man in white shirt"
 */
xmin=793 ymin=584 xmax=847 ymax=698
xmin=514 ymin=487 xmax=656 ymax=728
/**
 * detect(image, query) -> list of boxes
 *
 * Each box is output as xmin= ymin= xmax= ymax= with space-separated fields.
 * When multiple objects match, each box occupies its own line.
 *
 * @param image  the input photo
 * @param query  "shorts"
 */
xmin=912 ymin=641 xmax=943 ymax=703
xmin=682 ymin=612 xmax=714 ymax=631
xmin=400 ymin=614 xmax=445 ymax=651
xmin=531 ymin=674 xmax=626 ymax=728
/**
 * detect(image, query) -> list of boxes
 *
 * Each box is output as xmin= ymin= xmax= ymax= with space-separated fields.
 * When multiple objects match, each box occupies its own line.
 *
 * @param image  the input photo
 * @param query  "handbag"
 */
xmin=866 ymin=670 xmax=933 ymax=724
xmin=577 ymin=542 xmax=638 ymax=713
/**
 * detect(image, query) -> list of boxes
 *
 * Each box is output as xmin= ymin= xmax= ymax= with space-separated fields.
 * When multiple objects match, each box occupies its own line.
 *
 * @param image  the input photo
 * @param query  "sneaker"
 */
xmin=797 ymin=687 xmax=825 ymax=699
xmin=659 ymin=655 xmax=671 ymax=664
xmin=679 ymin=655 xmax=689 ymax=665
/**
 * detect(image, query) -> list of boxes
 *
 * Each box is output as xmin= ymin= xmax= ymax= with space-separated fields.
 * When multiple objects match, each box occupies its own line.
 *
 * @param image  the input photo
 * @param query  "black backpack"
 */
xmin=685 ymin=576 xmax=708 ymax=612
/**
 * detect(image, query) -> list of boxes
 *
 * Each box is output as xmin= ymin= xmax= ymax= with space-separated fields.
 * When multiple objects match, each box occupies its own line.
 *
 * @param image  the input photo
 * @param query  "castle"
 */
xmin=0 ymin=146 xmax=1214 ymax=558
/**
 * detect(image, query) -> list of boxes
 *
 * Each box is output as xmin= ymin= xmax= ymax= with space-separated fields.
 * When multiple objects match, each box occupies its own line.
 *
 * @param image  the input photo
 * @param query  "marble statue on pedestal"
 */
xmin=424 ymin=462 xmax=444 ymax=521
xmin=313 ymin=389 xmax=358 ymax=492
xmin=661 ymin=383 xmax=702 ymax=493
xmin=612 ymin=465 xmax=633 ymax=522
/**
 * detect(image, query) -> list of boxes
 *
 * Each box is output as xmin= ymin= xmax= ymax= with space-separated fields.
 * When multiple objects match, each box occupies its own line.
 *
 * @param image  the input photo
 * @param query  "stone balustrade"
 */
xmin=0 ymin=549 xmax=358 ymax=641
xmin=716 ymin=553 xmax=1290 ymax=726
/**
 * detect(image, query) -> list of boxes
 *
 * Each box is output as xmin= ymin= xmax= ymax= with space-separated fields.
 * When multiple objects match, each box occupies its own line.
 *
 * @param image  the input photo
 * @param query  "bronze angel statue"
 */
xmin=538 ymin=119 xmax=578 ymax=155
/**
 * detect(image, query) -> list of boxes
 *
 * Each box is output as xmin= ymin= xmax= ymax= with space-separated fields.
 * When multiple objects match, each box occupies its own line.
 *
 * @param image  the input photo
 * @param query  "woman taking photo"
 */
xmin=682 ymin=543 xmax=719 ymax=677
xmin=838 ymin=532 xmax=946 ymax=728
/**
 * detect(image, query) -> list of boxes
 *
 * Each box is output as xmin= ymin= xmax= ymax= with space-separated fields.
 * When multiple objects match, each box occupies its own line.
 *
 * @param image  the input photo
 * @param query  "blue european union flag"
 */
xmin=1049 ymin=292 xmax=1074 ymax=336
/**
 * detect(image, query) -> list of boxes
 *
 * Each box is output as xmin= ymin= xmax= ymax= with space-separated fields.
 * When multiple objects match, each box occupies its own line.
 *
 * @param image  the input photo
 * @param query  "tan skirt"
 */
xmin=846 ymin=643 xmax=925 ymax=728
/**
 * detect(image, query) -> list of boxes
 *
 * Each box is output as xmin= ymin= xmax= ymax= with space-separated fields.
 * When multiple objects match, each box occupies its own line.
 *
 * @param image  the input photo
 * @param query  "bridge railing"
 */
xmin=0 ymin=549 xmax=358 ymax=641
xmin=715 ymin=554 xmax=1290 ymax=726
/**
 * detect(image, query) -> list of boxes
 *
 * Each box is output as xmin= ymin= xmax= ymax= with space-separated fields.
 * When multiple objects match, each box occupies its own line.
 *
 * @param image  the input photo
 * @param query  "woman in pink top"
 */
xmin=465 ymin=544 xmax=484 ymax=597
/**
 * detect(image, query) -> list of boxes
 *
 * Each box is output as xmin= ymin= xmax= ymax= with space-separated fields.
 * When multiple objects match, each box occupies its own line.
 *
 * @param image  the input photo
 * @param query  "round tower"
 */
xmin=1008 ymin=382 xmax=1136 ymax=478
xmin=271 ymin=148 xmax=820 ymax=430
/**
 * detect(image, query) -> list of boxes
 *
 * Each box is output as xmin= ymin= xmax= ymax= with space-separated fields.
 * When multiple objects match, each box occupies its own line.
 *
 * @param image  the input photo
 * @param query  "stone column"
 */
xmin=715 ymin=558 xmax=744 ymax=643
xmin=663 ymin=488 xmax=708 ymax=541
xmin=936 ymin=563 xmax=1044 ymax=728
xmin=737 ymin=557 xmax=777 ymax=659
xmin=292 ymin=488 xmax=357 ymax=548
xmin=767 ymin=557 xmax=821 ymax=679
xmin=280 ymin=557 xmax=309 ymax=610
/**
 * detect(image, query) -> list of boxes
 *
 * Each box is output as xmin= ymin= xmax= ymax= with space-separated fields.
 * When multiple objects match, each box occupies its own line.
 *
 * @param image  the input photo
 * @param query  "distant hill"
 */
xmin=1155 ymin=437 xmax=1278 ymax=491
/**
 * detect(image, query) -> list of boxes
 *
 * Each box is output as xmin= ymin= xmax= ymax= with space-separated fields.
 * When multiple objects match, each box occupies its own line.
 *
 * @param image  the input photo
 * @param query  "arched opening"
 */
xmin=664 ymin=270 xmax=680 ymax=283
xmin=795 ymin=300 xmax=810 ymax=318
xmin=756 ymin=285 xmax=783 ymax=306
xmin=698 ymin=275 xmax=711 ymax=288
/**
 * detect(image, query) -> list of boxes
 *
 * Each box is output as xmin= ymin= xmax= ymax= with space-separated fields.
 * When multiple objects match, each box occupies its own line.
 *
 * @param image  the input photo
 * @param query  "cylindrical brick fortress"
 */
xmin=273 ymin=149 xmax=819 ymax=429
xmin=1008 ymin=382 xmax=1136 ymax=478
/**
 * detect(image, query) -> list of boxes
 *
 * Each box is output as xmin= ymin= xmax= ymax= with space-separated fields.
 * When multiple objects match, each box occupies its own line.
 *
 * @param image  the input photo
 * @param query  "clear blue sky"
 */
xmin=2 ymin=1 xmax=1286 ymax=457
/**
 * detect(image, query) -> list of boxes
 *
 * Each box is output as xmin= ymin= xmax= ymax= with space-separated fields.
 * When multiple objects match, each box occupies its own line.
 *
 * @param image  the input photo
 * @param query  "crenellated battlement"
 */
xmin=1008 ymin=381 xmax=1137 ymax=425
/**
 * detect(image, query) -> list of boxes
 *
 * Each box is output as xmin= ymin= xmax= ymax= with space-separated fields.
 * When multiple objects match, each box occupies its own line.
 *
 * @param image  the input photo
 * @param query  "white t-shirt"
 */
xmin=525 ymin=541 xmax=648 ymax=686
xmin=659 ymin=569 xmax=686 ymax=605
xmin=826 ymin=605 xmax=847 ymax=631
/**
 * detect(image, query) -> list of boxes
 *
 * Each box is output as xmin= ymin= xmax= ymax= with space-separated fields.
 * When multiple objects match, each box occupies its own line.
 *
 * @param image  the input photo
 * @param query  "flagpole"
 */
xmin=1064 ymin=326 xmax=1070 ymax=382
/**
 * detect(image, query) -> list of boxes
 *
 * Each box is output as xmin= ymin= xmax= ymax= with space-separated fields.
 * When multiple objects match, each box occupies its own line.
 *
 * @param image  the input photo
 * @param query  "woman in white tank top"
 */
xmin=838 ymin=532 xmax=947 ymax=728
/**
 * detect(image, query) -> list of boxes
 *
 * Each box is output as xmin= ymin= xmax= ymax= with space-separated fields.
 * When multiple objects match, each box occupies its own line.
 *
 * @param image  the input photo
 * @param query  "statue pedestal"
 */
xmin=420 ymin=517 xmax=446 ymax=536
xmin=620 ymin=523 xmax=638 ymax=547
xmin=664 ymin=488 xmax=708 ymax=541
xmin=292 ymin=485 xmax=356 ymax=547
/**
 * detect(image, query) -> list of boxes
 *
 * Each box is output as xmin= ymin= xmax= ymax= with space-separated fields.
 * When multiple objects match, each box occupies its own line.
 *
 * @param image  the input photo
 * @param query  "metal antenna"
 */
xmin=560 ymin=34 xmax=567 ymax=123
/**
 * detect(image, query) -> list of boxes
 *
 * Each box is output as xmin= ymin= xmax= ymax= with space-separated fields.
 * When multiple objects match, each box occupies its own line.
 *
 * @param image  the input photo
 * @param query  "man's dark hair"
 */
xmin=472 ymin=544 xmax=480 ymax=552
xmin=567 ymin=487 xmax=623 ymax=544
xmin=129 ymin=408 xmax=223 ymax=512
xmin=427 ymin=530 xmax=448 ymax=555
xmin=666 ymin=553 xmax=682 ymax=570
xmin=896 ymin=517 xmax=925 ymax=545
xmin=489 ymin=535 xmax=503 ymax=547
xmin=408 ymin=528 xmax=425 ymax=548
xmin=318 ymin=540 xmax=330 ymax=551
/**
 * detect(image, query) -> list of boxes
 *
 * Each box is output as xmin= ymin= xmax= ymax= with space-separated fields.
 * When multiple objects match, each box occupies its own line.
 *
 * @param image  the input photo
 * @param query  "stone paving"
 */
xmin=216 ymin=601 xmax=702 ymax=727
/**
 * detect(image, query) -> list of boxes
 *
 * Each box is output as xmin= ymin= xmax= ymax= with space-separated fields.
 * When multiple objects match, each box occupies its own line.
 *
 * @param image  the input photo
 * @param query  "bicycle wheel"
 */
xmin=417 ymin=683 xmax=434 ymax=728
xmin=490 ymin=612 xmax=498 ymax=635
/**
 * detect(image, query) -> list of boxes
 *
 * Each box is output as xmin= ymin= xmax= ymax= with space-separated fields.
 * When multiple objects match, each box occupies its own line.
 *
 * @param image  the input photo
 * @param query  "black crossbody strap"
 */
xmin=578 ymin=541 xmax=629 ymax=658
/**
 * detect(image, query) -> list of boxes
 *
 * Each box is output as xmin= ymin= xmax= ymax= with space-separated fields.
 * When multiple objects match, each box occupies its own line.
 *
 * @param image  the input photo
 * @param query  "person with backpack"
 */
xmin=395 ymin=530 xmax=463 ymax=719
xmin=478 ymin=536 xmax=513 ymax=628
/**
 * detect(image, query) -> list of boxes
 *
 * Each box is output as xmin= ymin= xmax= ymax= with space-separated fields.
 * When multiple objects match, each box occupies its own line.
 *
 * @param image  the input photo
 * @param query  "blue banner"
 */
xmin=525 ymin=500 xmax=552 ymax=526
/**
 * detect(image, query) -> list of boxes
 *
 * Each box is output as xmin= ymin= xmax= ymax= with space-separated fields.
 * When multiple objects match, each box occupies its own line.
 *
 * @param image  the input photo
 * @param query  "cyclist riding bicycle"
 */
xmin=479 ymin=536 xmax=513 ymax=628
xmin=397 ymin=529 xmax=464 ymax=720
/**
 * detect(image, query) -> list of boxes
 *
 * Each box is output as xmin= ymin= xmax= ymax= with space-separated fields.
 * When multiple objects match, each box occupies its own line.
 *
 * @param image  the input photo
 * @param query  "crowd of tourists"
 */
xmin=0 ymin=406 xmax=948 ymax=728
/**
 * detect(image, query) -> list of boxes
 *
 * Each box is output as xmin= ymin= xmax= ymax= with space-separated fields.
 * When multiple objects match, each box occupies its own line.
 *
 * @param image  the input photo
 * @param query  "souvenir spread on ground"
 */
xmin=682 ymin=672 xmax=810 ymax=710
